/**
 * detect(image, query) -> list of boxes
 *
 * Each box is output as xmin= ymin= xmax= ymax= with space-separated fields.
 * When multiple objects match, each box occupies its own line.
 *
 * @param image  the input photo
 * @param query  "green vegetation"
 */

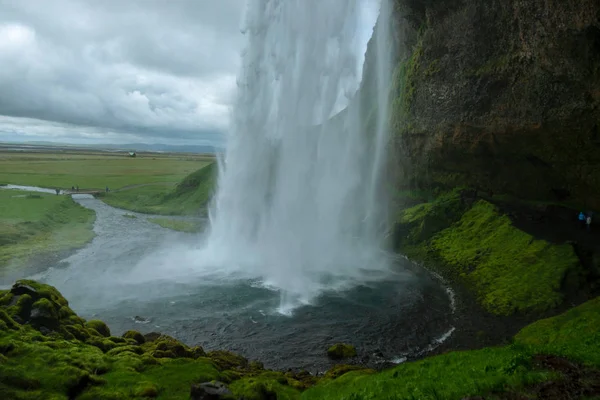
xmin=0 ymin=152 xmax=213 ymax=190
xmin=326 ymin=343 xmax=357 ymax=360
xmin=147 ymin=218 xmax=201 ymax=233
xmin=395 ymin=190 xmax=581 ymax=315
xmin=102 ymin=163 xmax=217 ymax=216
xmin=0 ymin=190 xmax=95 ymax=272
xmin=0 ymin=280 xmax=308 ymax=400
xmin=2 ymin=280 xmax=600 ymax=399
xmin=515 ymin=295 xmax=600 ymax=367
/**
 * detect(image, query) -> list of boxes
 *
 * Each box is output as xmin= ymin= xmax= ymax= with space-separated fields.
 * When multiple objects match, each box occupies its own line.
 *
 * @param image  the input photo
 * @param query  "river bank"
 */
xmin=0 ymin=188 xmax=95 ymax=284
xmin=2 ymin=278 xmax=599 ymax=399
xmin=2 ymin=186 xmax=599 ymax=399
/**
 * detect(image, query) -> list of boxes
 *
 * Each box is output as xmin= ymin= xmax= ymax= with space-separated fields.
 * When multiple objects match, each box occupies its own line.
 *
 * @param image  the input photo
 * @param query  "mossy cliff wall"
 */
xmin=388 ymin=0 xmax=600 ymax=209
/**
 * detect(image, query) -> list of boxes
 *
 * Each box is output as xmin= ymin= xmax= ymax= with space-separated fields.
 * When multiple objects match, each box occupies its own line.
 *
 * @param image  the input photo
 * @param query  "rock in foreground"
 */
xmin=327 ymin=343 xmax=357 ymax=360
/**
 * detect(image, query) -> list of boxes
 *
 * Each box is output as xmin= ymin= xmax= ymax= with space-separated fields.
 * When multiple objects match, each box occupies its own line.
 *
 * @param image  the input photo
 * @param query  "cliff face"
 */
xmin=389 ymin=0 xmax=600 ymax=208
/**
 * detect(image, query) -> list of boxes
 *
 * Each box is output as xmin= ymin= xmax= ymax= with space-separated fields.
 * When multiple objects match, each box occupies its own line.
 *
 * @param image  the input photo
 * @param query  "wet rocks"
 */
xmin=190 ymin=381 xmax=232 ymax=400
xmin=133 ymin=315 xmax=150 ymax=324
xmin=326 ymin=343 xmax=357 ymax=360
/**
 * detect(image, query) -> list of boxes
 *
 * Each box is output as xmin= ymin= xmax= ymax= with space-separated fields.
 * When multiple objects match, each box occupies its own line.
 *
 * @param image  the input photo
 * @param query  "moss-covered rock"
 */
xmin=86 ymin=320 xmax=111 ymax=338
xmin=122 ymin=330 xmax=145 ymax=345
xmin=1 ymin=280 xmax=99 ymax=341
xmin=207 ymin=350 xmax=249 ymax=371
xmin=323 ymin=364 xmax=374 ymax=380
xmin=326 ymin=343 xmax=357 ymax=360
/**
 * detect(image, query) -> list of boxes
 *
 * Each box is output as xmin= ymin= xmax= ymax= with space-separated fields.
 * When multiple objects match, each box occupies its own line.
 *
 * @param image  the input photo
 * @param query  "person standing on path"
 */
xmin=579 ymin=211 xmax=586 ymax=229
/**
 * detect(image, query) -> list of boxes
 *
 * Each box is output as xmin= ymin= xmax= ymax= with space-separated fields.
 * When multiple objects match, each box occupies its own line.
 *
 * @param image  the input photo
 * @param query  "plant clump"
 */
xmin=326 ymin=343 xmax=357 ymax=360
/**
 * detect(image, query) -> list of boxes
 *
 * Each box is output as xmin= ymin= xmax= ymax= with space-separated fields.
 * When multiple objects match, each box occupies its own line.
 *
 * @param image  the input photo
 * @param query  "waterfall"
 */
xmin=202 ymin=0 xmax=394 ymax=314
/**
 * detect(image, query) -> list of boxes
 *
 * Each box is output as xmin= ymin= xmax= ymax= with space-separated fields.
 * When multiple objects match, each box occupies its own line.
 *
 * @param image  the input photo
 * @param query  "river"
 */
xmin=3 ymin=191 xmax=456 ymax=371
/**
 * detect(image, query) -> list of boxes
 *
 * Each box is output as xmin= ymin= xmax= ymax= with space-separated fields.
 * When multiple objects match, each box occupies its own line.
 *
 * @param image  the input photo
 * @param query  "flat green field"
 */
xmin=0 ymin=149 xmax=215 ymax=273
xmin=0 ymin=190 xmax=95 ymax=275
xmin=0 ymin=151 xmax=214 ymax=190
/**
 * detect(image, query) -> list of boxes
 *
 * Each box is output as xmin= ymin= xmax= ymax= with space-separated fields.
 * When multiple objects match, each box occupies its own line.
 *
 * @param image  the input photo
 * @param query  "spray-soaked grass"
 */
xmin=432 ymin=201 xmax=580 ymax=315
xmin=0 ymin=190 xmax=95 ymax=272
xmin=303 ymin=296 xmax=600 ymax=400
xmin=395 ymin=192 xmax=581 ymax=315
xmin=102 ymin=163 xmax=217 ymax=216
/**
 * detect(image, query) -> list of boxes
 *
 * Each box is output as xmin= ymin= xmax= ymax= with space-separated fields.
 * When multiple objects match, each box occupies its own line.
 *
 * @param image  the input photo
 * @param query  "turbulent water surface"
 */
xmin=27 ymin=196 xmax=455 ymax=371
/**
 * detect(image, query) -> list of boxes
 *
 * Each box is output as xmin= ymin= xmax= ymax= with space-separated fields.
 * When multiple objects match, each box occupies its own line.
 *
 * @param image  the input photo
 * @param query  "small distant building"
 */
xmin=128 ymin=151 xmax=136 ymax=158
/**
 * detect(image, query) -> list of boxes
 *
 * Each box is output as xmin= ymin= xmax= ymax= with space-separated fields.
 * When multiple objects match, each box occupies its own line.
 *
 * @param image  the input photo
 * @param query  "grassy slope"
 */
xmin=395 ymin=190 xmax=581 ymax=315
xmin=1 ymin=280 xmax=599 ymax=399
xmin=303 ymin=296 xmax=600 ymax=400
xmin=102 ymin=163 xmax=217 ymax=216
xmin=0 ymin=152 xmax=213 ymax=190
xmin=0 ymin=191 xmax=95 ymax=272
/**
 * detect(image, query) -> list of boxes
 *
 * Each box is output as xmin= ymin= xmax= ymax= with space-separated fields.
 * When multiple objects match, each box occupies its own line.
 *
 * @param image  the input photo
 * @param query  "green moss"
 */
xmin=395 ymin=191 xmax=581 ymax=316
xmin=85 ymin=337 xmax=117 ymax=353
xmin=0 ymin=291 xmax=11 ymax=306
xmin=432 ymin=201 xmax=580 ymax=315
xmin=323 ymin=364 xmax=374 ymax=380
xmin=123 ymin=330 xmax=146 ymax=345
xmin=229 ymin=372 xmax=302 ymax=400
xmin=31 ymin=298 xmax=58 ymax=319
xmin=0 ymin=310 xmax=19 ymax=331
xmin=106 ymin=345 xmax=144 ymax=357
xmin=326 ymin=343 xmax=357 ymax=360
xmin=207 ymin=350 xmax=249 ymax=370
xmin=515 ymin=296 xmax=600 ymax=367
xmin=390 ymin=34 xmax=425 ymax=136
xmin=134 ymin=381 xmax=159 ymax=397
xmin=302 ymin=345 xmax=548 ymax=400
xmin=86 ymin=320 xmax=111 ymax=338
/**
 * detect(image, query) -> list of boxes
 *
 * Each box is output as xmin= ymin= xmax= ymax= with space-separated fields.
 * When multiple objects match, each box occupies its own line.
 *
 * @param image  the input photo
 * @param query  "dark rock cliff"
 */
xmin=388 ymin=0 xmax=600 ymax=209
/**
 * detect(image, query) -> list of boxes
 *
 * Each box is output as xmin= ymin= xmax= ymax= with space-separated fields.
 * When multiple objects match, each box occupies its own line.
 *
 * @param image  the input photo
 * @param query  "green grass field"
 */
xmin=0 ymin=190 xmax=95 ymax=274
xmin=102 ymin=163 xmax=217 ymax=216
xmin=0 ymin=151 xmax=214 ymax=190
xmin=0 ymin=149 xmax=217 ymax=273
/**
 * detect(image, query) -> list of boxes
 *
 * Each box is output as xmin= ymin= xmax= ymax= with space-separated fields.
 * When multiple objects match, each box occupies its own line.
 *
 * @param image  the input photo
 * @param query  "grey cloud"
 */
xmin=0 ymin=0 xmax=244 ymax=143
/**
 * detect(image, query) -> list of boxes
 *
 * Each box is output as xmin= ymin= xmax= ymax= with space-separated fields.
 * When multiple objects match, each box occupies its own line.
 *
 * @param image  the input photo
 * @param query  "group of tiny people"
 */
xmin=578 ymin=211 xmax=593 ymax=231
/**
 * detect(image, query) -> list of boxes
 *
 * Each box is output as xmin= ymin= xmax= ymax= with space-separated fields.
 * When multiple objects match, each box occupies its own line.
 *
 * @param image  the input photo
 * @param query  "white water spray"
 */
xmin=202 ymin=0 xmax=395 ymax=313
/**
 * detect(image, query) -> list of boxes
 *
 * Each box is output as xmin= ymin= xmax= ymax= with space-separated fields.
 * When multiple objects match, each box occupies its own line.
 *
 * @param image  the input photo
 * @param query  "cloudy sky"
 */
xmin=0 ymin=0 xmax=378 ymax=147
